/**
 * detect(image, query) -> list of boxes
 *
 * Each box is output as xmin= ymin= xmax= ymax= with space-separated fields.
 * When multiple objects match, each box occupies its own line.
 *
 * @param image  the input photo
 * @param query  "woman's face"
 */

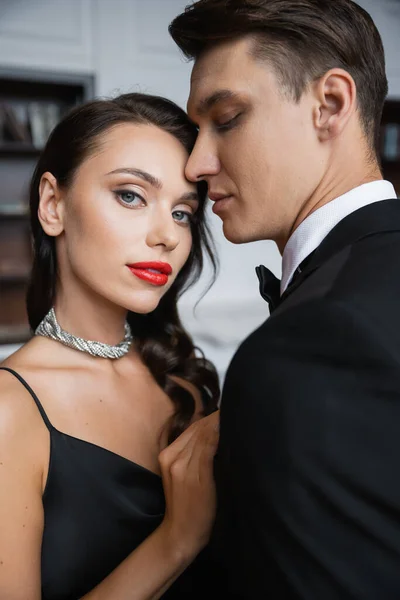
xmin=46 ymin=123 xmax=199 ymax=315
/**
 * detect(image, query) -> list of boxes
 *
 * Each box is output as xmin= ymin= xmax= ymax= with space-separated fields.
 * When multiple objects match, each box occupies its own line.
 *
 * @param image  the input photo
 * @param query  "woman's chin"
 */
xmin=124 ymin=296 xmax=163 ymax=315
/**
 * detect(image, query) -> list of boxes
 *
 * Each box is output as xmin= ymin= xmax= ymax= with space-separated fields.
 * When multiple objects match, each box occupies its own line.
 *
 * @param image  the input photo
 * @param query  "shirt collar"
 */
xmin=281 ymin=180 xmax=398 ymax=294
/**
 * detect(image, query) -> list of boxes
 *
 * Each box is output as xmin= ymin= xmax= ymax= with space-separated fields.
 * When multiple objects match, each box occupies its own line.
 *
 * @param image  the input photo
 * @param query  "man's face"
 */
xmin=186 ymin=37 xmax=327 ymax=247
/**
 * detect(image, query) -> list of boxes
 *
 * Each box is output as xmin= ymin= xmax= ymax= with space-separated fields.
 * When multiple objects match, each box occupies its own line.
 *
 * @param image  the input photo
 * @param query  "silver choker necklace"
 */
xmin=35 ymin=308 xmax=133 ymax=359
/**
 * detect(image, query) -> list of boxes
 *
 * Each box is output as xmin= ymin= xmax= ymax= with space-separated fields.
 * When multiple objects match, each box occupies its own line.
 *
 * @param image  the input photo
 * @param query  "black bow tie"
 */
xmin=255 ymin=265 xmax=281 ymax=312
xmin=256 ymin=251 xmax=317 ymax=313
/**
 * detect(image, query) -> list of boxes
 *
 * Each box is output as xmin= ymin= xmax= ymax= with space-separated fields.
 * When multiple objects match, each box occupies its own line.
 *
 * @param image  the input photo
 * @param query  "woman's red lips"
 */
xmin=127 ymin=262 xmax=172 ymax=287
xmin=129 ymin=262 xmax=172 ymax=275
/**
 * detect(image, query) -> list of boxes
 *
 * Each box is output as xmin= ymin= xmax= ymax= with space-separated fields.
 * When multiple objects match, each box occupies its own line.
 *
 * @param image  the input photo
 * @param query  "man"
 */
xmin=169 ymin=1 xmax=400 ymax=598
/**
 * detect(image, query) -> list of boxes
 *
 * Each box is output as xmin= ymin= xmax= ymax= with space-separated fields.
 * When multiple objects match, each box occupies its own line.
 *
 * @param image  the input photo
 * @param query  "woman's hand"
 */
xmin=158 ymin=410 xmax=220 ymax=562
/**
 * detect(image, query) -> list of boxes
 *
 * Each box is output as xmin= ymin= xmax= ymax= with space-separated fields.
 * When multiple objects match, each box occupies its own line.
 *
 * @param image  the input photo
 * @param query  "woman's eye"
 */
xmin=215 ymin=113 xmax=241 ymax=132
xmin=115 ymin=190 xmax=145 ymax=207
xmin=173 ymin=210 xmax=192 ymax=225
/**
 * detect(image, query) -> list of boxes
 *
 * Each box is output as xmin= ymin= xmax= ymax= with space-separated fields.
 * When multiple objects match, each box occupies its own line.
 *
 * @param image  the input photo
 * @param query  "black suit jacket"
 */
xmin=213 ymin=198 xmax=400 ymax=599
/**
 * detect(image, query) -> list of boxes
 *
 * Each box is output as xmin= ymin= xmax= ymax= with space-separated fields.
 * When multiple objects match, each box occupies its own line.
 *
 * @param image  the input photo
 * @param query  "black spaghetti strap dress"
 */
xmin=0 ymin=367 xmax=220 ymax=600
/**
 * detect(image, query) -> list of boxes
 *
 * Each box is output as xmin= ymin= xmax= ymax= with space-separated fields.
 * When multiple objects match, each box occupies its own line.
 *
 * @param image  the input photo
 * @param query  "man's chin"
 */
xmin=222 ymin=220 xmax=268 ymax=244
xmin=222 ymin=222 xmax=252 ymax=245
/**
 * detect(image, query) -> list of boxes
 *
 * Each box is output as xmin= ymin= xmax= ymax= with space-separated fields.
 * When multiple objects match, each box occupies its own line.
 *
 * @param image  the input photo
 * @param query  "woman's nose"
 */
xmin=146 ymin=213 xmax=179 ymax=251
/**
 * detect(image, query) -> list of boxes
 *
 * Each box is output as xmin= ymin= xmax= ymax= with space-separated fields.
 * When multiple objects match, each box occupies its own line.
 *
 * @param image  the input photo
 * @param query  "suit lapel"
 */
xmin=281 ymin=198 xmax=400 ymax=303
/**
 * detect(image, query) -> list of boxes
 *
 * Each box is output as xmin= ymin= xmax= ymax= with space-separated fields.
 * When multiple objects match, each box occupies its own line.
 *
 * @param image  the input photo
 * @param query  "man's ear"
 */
xmin=312 ymin=68 xmax=357 ymax=142
xmin=37 ymin=172 xmax=65 ymax=237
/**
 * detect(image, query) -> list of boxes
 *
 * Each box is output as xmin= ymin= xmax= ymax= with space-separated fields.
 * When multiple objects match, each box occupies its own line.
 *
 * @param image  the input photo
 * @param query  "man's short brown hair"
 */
xmin=169 ymin=0 xmax=388 ymax=155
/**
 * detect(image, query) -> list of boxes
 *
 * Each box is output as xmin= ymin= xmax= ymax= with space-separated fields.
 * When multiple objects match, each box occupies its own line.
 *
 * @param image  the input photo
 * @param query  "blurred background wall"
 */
xmin=0 ymin=0 xmax=399 ymax=382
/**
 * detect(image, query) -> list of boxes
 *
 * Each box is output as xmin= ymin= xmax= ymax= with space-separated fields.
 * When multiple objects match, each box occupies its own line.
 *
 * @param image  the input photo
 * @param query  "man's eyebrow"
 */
xmin=196 ymin=89 xmax=242 ymax=116
xmin=105 ymin=168 xmax=162 ymax=189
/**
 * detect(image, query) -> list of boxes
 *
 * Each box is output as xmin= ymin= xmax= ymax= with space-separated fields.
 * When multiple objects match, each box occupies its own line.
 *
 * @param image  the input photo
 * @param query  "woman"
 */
xmin=0 ymin=93 xmax=220 ymax=599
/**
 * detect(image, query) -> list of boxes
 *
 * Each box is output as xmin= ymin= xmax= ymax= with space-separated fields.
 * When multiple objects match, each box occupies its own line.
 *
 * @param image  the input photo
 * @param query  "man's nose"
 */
xmin=185 ymin=137 xmax=221 ymax=182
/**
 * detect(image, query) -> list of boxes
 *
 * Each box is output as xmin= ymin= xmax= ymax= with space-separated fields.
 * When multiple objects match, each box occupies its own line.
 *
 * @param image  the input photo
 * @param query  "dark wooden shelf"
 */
xmin=381 ymin=159 xmax=400 ymax=185
xmin=0 ymin=142 xmax=42 ymax=155
xmin=0 ymin=67 xmax=94 ymax=347
xmin=382 ymin=99 xmax=400 ymax=124
xmin=382 ymin=159 xmax=400 ymax=167
xmin=380 ymin=99 xmax=400 ymax=175
xmin=0 ymin=325 xmax=31 ymax=345
xmin=0 ymin=205 xmax=29 ymax=218
xmin=0 ymin=272 xmax=30 ymax=283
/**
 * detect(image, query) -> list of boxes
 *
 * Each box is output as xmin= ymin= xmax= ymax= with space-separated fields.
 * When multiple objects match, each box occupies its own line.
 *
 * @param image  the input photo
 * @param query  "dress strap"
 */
xmin=0 ymin=367 xmax=53 ymax=431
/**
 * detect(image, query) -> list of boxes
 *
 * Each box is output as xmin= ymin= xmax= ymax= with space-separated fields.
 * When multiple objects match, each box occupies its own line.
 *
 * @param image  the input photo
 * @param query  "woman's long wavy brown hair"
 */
xmin=27 ymin=92 xmax=220 ymax=442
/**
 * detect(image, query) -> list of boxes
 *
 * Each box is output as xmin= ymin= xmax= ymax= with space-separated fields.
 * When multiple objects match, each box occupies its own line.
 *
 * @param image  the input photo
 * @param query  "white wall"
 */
xmin=0 ymin=0 xmax=399 ymax=379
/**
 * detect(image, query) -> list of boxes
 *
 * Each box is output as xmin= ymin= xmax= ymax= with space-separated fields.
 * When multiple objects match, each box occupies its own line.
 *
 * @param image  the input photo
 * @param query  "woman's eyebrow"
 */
xmin=179 ymin=191 xmax=199 ymax=202
xmin=106 ymin=167 xmax=162 ymax=189
xmin=106 ymin=168 xmax=198 ymax=203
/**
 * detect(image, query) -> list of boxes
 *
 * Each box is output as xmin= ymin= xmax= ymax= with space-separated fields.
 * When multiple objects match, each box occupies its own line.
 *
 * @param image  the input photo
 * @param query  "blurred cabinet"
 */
xmin=0 ymin=68 xmax=94 ymax=344
xmin=381 ymin=100 xmax=400 ymax=193
xmin=0 ymin=0 xmax=94 ymax=74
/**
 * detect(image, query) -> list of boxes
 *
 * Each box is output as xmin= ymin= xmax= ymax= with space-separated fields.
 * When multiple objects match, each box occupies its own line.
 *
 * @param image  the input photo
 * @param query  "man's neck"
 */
xmin=276 ymin=161 xmax=383 ymax=255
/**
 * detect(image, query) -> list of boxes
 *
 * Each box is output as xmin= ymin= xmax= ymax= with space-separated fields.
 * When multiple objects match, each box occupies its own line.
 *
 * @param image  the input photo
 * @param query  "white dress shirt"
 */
xmin=281 ymin=180 xmax=398 ymax=294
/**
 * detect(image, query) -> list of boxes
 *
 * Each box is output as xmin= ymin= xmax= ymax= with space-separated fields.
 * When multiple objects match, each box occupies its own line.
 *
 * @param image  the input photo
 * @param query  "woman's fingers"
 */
xmin=159 ymin=410 xmax=220 ymax=491
xmin=159 ymin=416 xmax=201 ymax=465
xmin=161 ymin=411 xmax=219 ymax=496
xmin=186 ymin=413 xmax=219 ymax=483
xmin=159 ymin=410 xmax=219 ymax=469
xmin=158 ymin=411 xmax=220 ymax=556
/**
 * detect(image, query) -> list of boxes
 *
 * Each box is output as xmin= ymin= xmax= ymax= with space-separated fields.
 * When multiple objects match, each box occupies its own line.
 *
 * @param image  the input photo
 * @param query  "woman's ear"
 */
xmin=313 ymin=68 xmax=357 ymax=142
xmin=37 ymin=172 xmax=65 ymax=237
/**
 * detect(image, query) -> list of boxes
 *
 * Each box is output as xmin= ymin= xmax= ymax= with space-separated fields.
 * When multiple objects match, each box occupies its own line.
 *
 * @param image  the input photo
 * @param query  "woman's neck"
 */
xmin=53 ymin=284 xmax=128 ymax=346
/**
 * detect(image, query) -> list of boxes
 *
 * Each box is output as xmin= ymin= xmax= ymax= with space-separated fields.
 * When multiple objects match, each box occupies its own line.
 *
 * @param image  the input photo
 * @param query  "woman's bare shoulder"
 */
xmin=0 ymin=366 xmax=43 ymax=445
xmin=0 ymin=341 xmax=50 ymax=468
xmin=1 ymin=335 xmax=47 ymax=370
xmin=0 ymin=353 xmax=45 ymax=600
